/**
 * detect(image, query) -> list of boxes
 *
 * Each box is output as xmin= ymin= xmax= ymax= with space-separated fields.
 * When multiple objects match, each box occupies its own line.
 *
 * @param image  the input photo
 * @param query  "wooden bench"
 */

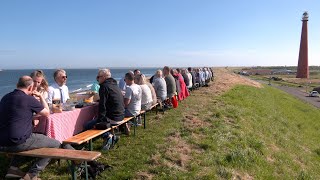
xmin=4 ymin=148 xmax=101 ymax=180
xmin=63 ymin=116 xmax=136 ymax=150
xmin=63 ymin=128 xmax=111 ymax=150
xmin=63 ymin=113 xmax=150 ymax=151
xmin=148 ymin=102 xmax=159 ymax=115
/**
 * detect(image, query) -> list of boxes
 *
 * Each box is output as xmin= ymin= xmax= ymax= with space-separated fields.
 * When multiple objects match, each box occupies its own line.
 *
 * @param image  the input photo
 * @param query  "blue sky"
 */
xmin=0 ymin=0 xmax=319 ymax=69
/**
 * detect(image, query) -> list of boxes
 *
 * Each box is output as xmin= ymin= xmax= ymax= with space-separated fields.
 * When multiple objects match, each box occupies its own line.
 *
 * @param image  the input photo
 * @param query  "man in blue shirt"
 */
xmin=0 ymin=76 xmax=61 ymax=180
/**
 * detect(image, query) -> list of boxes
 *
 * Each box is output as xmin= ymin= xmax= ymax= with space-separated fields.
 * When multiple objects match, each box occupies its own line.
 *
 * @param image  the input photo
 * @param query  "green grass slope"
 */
xmin=1 ymin=84 xmax=320 ymax=179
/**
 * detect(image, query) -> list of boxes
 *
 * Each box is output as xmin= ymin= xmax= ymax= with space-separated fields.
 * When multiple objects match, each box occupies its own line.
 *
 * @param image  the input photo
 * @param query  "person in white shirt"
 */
xmin=48 ymin=69 xmax=70 ymax=104
xmin=152 ymin=70 xmax=167 ymax=101
xmin=134 ymin=74 xmax=153 ymax=110
xmin=124 ymin=72 xmax=142 ymax=117
xmin=185 ymin=69 xmax=193 ymax=89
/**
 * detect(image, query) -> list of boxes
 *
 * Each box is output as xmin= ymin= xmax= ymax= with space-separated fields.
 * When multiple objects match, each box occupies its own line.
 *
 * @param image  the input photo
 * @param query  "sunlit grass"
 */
xmin=1 ymin=84 xmax=320 ymax=179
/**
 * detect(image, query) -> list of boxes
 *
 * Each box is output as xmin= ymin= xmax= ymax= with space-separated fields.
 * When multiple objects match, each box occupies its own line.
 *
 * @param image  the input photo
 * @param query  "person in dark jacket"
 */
xmin=84 ymin=68 xmax=125 ymax=150
xmin=97 ymin=69 xmax=125 ymax=121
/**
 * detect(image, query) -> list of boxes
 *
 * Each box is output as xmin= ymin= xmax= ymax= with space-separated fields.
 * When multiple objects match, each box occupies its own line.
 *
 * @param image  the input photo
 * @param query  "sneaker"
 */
xmin=5 ymin=167 xmax=26 ymax=178
xmin=124 ymin=123 xmax=130 ymax=135
xmin=102 ymin=135 xmax=120 ymax=151
xmin=20 ymin=173 xmax=41 ymax=180
xmin=102 ymin=136 xmax=112 ymax=151
xmin=136 ymin=116 xmax=142 ymax=126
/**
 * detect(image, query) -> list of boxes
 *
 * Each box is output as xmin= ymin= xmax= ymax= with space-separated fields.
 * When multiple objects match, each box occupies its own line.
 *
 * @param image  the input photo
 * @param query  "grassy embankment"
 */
xmin=2 ymin=82 xmax=320 ymax=179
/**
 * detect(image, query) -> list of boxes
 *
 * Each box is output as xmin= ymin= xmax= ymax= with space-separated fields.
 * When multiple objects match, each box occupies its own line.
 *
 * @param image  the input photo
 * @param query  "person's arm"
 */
xmin=47 ymin=87 xmax=53 ymax=103
xmin=33 ymin=91 xmax=50 ymax=116
xmin=124 ymin=87 xmax=132 ymax=107
xmin=98 ymin=85 xmax=107 ymax=119
xmin=65 ymin=86 xmax=70 ymax=101
xmin=124 ymin=98 xmax=131 ymax=107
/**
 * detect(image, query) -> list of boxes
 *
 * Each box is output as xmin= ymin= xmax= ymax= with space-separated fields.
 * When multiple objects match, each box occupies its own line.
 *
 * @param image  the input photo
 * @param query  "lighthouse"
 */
xmin=296 ymin=11 xmax=309 ymax=78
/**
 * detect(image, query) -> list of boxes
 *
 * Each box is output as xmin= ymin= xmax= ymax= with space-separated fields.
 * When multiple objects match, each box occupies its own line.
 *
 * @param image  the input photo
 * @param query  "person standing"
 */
xmin=0 ymin=76 xmax=61 ymax=180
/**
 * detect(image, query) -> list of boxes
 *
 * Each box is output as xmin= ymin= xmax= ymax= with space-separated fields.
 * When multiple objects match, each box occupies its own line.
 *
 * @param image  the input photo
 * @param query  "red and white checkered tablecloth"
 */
xmin=33 ymin=104 xmax=98 ymax=143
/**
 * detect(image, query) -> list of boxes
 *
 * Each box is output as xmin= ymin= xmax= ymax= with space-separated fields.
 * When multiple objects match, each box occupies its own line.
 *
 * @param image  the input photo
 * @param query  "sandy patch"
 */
xmin=232 ymin=171 xmax=254 ymax=180
xmin=183 ymin=115 xmax=211 ymax=129
xmin=205 ymin=68 xmax=262 ymax=95
xmin=135 ymin=172 xmax=154 ymax=180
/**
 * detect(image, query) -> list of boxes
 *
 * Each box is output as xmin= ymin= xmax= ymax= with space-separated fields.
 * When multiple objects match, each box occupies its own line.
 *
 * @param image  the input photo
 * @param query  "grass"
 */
xmin=2 ymin=84 xmax=320 ymax=179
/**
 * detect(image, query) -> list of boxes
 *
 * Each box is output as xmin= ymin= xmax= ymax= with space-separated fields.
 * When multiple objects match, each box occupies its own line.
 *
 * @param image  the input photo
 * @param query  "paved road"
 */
xmin=255 ymin=79 xmax=320 ymax=108
xmin=275 ymin=86 xmax=320 ymax=108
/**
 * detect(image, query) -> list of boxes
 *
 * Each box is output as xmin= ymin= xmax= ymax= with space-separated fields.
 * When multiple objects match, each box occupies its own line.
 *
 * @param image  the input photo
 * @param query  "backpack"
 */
xmin=80 ymin=161 xmax=112 ymax=179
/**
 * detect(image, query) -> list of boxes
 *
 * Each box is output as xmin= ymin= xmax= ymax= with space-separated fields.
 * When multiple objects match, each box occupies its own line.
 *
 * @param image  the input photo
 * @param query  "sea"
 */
xmin=0 ymin=68 xmax=160 ymax=99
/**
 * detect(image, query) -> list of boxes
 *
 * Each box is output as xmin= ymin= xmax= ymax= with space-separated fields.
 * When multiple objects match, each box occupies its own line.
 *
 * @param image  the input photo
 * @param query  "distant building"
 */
xmin=240 ymin=69 xmax=272 ymax=75
xmin=272 ymin=69 xmax=296 ymax=75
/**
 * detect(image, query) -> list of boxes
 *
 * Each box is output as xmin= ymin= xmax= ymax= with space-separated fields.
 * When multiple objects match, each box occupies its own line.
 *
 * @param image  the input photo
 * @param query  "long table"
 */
xmin=33 ymin=104 xmax=98 ymax=143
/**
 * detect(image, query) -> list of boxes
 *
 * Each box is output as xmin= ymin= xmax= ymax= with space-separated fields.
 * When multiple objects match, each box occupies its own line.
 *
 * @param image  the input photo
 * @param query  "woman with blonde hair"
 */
xmin=30 ymin=70 xmax=49 ymax=102
xmin=134 ymin=74 xmax=154 ymax=110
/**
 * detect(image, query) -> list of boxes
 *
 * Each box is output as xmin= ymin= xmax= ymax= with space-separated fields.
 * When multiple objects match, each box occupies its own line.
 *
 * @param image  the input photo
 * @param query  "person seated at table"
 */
xmin=124 ymin=72 xmax=142 ymax=117
xmin=48 ymin=69 xmax=69 ymax=104
xmin=30 ymin=70 xmax=49 ymax=102
xmin=134 ymin=74 xmax=153 ymax=110
xmin=145 ymin=77 xmax=157 ymax=106
xmin=0 ymin=76 xmax=61 ymax=180
xmin=124 ymin=72 xmax=142 ymax=128
xmin=30 ymin=70 xmax=50 ymax=126
xmin=163 ymin=66 xmax=176 ymax=99
xmin=152 ymin=70 xmax=167 ymax=102
xmin=84 ymin=69 xmax=125 ymax=149
xmin=188 ymin=67 xmax=196 ymax=89
xmin=91 ymin=76 xmax=100 ymax=101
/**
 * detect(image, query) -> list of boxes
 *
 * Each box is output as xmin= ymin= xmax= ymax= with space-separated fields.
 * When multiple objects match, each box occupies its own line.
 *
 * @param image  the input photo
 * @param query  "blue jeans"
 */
xmin=0 ymin=133 xmax=61 ymax=176
xmin=84 ymin=119 xmax=110 ymax=139
xmin=125 ymin=109 xmax=135 ymax=117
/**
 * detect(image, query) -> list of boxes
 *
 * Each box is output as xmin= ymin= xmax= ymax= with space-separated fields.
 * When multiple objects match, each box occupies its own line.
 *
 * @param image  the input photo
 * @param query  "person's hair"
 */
xmin=30 ymin=70 xmax=49 ymax=91
xmin=156 ymin=69 xmax=162 ymax=77
xmin=170 ymin=68 xmax=174 ymax=75
xmin=188 ymin=67 xmax=192 ymax=71
xmin=134 ymin=74 xmax=147 ymax=85
xmin=163 ymin=66 xmax=170 ymax=72
xmin=98 ymin=69 xmax=111 ymax=78
xmin=176 ymin=68 xmax=181 ymax=73
xmin=53 ymin=69 xmax=66 ymax=80
xmin=125 ymin=72 xmax=134 ymax=81
xmin=17 ymin=76 xmax=33 ymax=89
xmin=134 ymin=69 xmax=140 ymax=75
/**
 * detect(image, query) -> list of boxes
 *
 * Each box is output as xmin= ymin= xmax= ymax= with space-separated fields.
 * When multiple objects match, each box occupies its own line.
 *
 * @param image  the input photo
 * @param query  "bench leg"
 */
xmin=133 ymin=118 xmax=136 ymax=136
xmin=68 ymin=161 xmax=77 ymax=180
xmin=89 ymin=139 xmax=93 ymax=151
xmin=84 ymin=161 xmax=88 ymax=180
xmin=143 ymin=112 xmax=146 ymax=129
xmin=68 ymin=160 xmax=89 ymax=180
